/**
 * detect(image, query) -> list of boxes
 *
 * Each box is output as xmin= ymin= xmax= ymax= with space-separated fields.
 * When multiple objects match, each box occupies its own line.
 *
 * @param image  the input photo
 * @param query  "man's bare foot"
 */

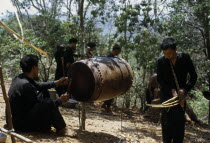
xmin=57 ymin=128 xmax=77 ymax=138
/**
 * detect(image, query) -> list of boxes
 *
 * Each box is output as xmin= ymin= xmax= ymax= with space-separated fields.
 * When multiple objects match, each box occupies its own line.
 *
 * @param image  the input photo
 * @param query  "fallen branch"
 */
xmin=146 ymin=102 xmax=179 ymax=108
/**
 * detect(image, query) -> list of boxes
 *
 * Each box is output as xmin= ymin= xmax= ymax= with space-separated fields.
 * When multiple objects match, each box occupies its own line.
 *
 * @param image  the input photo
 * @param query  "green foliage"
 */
xmin=188 ymin=89 xmax=209 ymax=122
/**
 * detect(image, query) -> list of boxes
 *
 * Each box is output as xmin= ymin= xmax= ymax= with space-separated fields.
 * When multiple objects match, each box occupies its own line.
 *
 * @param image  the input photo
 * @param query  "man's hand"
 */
xmin=172 ymin=89 xmax=178 ymax=97
xmin=59 ymin=93 xmax=70 ymax=103
xmin=178 ymin=89 xmax=185 ymax=108
xmin=55 ymin=77 xmax=68 ymax=86
xmin=178 ymin=89 xmax=185 ymax=99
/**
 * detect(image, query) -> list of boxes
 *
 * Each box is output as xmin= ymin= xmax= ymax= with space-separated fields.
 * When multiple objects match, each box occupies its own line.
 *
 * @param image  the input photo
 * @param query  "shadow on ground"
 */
xmin=18 ymin=130 xmax=123 ymax=143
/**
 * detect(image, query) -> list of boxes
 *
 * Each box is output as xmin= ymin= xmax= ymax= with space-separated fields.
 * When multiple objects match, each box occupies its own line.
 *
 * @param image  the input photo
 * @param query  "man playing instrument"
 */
xmin=9 ymin=55 xmax=77 ymax=137
xmin=157 ymin=38 xmax=197 ymax=143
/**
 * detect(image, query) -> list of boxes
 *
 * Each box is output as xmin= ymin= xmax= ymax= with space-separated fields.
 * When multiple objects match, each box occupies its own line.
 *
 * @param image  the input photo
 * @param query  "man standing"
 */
xmin=107 ymin=44 xmax=121 ymax=58
xmin=60 ymin=38 xmax=78 ymax=95
xmin=157 ymin=38 xmax=197 ymax=143
xmin=54 ymin=44 xmax=66 ymax=96
xmin=9 ymin=54 xmax=77 ymax=137
xmin=64 ymin=38 xmax=78 ymax=72
xmin=101 ymin=44 xmax=121 ymax=113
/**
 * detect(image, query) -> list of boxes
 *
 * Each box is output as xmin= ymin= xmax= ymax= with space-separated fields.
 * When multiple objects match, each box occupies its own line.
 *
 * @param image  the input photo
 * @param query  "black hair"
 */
xmin=20 ymin=54 xmax=39 ymax=73
xmin=87 ymin=42 xmax=96 ymax=48
xmin=69 ymin=38 xmax=78 ymax=44
xmin=112 ymin=44 xmax=121 ymax=51
xmin=160 ymin=38 xmax=177 ymax=50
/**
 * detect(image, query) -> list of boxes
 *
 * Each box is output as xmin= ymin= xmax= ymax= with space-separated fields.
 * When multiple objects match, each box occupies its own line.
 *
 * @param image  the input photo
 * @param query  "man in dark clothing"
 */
xmin=107 ymin=44 xmax=121 ymax=58
xmin=54 ymin=44 xmax=66 ymax=96
xmin=58 ymin=38 xmax=78 ymax=95
xmin=64 ymin=38 xmax=78 ymax=71
xmin=9 ymin=54 xmax=77 ymax=137
xmin=86 ymin=42 xmax=96 ymax=58
xmin=64 ymin=38 xmax=78 ymax=66
xmin=101 ymin=44 xmax=121 ymax=113
xmin=157 ymin=38 xmax=197 ymax=143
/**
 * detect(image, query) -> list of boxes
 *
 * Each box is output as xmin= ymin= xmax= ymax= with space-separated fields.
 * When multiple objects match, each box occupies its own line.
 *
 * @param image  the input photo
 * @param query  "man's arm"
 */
xmin=36 ymin=81 xmax=56 ymax=90
xmin=36 ymin=77 xmax=68 ymax=90
xmin=24 ymin=79 xmax=69 ymax=107
xmin=183 ymin=54 xmax=197 ymax=93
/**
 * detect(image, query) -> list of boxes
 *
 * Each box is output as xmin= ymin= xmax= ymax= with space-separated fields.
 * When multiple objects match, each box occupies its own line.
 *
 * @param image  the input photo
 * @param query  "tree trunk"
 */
xmin=141 ymin=67 xmax=147 ymax=111
xmin=197 ymin=0 xmax=210 ymax=59
xmin=78 ymin=0 xmax=85 ymax=53
xmin=77 ymin=0 xmax=86 ymax=130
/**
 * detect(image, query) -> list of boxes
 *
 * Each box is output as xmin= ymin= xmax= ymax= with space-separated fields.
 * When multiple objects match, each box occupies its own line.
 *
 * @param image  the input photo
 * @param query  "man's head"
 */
xmin=69 ymin=38 xmax=78 ymax=52
xmin=160 ymin=38 xmax=177 ymax=60
xmin=112 ymin=44 xmax=121 ymax=56
xmin=87 ymin=42 xmax=96 ymax=51
xmin=20 ymin=54 xmax=39 ymax=78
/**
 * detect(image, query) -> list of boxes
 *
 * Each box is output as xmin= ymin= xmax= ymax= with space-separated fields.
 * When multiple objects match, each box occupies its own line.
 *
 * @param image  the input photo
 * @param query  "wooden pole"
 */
xmin=79 ymin=102 xmax=86 ymax=131
xmin=0 ymin=66 xmax=16 ymax=143
xmin=0 ymin=128 xmax=35 ymax=143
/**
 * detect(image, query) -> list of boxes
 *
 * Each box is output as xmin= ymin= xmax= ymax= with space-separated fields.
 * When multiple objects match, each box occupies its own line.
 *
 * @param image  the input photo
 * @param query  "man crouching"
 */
xmin=8 ymin=54 xmax=77 ymax=137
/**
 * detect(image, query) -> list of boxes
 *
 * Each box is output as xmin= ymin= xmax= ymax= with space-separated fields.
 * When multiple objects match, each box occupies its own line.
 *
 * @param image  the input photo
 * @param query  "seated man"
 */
xmin=8 ymin=54 xmax=76 ymax=137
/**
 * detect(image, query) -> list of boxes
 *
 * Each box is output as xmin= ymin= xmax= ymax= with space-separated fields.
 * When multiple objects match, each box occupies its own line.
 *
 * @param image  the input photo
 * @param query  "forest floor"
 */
xmin=1 ymin=83 xmax=210 ymax=143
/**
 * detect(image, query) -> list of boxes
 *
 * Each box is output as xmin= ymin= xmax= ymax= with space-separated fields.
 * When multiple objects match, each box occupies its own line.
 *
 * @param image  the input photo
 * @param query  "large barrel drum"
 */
xmin=68 ymin=56 xmax=134 ymax=102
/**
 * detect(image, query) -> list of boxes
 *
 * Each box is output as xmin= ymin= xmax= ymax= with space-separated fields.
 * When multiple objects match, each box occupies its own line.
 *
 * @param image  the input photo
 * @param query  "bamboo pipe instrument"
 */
xmin=0 ymin=128 xmax=35 ymax=143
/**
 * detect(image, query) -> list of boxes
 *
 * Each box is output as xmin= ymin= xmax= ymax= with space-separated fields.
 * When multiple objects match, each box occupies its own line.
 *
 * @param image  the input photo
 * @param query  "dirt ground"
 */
xmin=1 ymin=84 xmax=210 ymax=143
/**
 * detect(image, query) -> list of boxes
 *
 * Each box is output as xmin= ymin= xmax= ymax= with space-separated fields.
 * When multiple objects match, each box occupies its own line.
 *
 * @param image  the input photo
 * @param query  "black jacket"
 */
xmin=157 ymin=52 xmax=197 ymax=102
xmin=8 ymin=74 xmax=61 ymax=129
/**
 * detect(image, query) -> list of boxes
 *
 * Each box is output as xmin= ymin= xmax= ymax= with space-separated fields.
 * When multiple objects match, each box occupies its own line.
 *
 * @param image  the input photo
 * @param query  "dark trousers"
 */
xmin=14 ymin=98 xmax=66 ymax=132
xmin=102 ymin=99 xmax=114 ymax=108
xmin=161 ymin=105 xmax=186 ymax=143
